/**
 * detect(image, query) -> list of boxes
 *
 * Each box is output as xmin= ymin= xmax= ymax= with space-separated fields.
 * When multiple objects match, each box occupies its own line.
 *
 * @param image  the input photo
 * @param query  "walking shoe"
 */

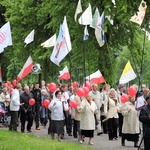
xmin=36 ymin=127 xmax=40 ymax=130
xmin=88 ymin=142 xmax=94 ymax=145
xmin=97 ymin=132 xmax=103 ymax=136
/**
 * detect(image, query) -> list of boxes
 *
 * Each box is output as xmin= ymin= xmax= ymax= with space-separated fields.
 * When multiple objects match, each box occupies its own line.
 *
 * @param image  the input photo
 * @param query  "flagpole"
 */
xmin=139 ymin=29 xmax=146 ymax=90
xmin=64 ymin=37 xmax=72 ymax=85
xmin=105 ymin=35 xmax=116 ymax=87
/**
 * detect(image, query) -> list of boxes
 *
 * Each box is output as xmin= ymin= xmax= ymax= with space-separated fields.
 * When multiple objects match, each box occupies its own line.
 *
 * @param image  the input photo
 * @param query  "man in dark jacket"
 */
xmin=139 ymin=95 xmax=150 ymax=150
xmin=30 ymin=83 xmax=41 ymax=130
xmin=20 ymin=86 xmax=33 ymax=133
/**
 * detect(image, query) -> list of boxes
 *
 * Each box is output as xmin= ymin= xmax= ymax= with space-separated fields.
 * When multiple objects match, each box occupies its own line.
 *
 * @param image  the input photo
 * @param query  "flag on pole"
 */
xmin=78 ymin=3 xmax=92 ymax=25
xmin=130 ymin=0 xmax=147 ymax=26
xmin=17 ymin=56 xmax=34 ymax=82
xmin=85 ymin=69 xmax=105 ymax=84
xmin=90 ymin=7 xmax=100 ymax=29
xmin=74 ymin=0 xmax=82 ymax=22
xmin=0 ymin=67 xmax=2 ymax=82
xmin=59 ymin=66 xmax=70 ymax=80
xmin=119 ymin=61 xmax=137 ymax=84
xmin=24 ymin=29 xmax=34 ymax=47
xmin=83 ymin=25 xmax=89 ymax=41
xmin=41 ymin=34 xmax=56 ymax=48
xmin=50 ymin=16 xmax=72 ymax=66
xmin=0 ymin=22 xmax=12 ymax=53
xmin=95 ymin=11 xmax=105 ymax=47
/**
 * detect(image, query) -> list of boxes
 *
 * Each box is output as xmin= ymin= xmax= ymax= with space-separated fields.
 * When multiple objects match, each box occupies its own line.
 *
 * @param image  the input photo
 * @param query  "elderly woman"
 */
xmin=121 ymin=96 xmax=140 ymax=147
xmin=48 ymin=90 xmax=68 ymax=141
xmin=104 ymin=88 xmax=120 ymax=140
xmin=79 ymin=93 xmax=98 ymax=145
xmin=0 ymin=87 xmax=10 ymax=110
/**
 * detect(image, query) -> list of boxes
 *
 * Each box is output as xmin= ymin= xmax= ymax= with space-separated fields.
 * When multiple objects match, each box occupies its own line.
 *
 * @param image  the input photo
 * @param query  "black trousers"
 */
xmin=144 ymin=137 xmax=150 ymax=150
xmin=108 ymin=118 xmax=118 ymax=139
xmin=9 ymin=111 xmax=18 ymax=131
xmin=73 ymin=119 xmax=80 ymax=138
xmin=66 ymin=114 xmax=72 ymax=134
xmin=35 ymin=103 xmax=40 ymax=128
xmin=20 ymin=111 xmax=33 ymax=132
xmin=101 ymin=115 xmax=108 ymax=133
xmin=118 ymin=113 xmax=123 ymax=136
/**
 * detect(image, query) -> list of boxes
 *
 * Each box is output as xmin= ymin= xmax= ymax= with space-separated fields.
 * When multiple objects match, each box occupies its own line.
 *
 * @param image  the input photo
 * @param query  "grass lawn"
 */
xmin=0 ymin=130 xmax=91 ymax=150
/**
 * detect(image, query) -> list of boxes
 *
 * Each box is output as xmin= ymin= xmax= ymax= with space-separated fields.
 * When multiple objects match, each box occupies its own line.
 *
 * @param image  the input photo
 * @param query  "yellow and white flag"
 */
xmin=119 ymin=61 xmax=137 ymax=84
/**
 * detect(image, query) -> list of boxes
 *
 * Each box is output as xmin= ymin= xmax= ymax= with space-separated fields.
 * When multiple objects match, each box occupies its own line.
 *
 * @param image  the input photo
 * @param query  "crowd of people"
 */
xmin=0 ymin=81 xmax=150 ymax=149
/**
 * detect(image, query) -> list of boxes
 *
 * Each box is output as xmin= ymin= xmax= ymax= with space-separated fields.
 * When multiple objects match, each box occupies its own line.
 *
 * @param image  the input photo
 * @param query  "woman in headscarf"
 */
xmin=79 ymin=93 xmax=98 ymax=145
xmin=104 ymin=88 xmax=120 ymax=141
xmin=48 ymin=90 xmax=68 ymax=141
xmin=121 ymin=96 xmax=140 ymax=147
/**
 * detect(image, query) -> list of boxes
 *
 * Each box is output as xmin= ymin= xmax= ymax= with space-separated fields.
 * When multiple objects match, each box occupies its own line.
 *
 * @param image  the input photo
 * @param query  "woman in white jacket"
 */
xmin=121 ymin=96 xmax=140 ymax=147
xmin=79 ymin=93 xmax=98 ymax=145
xmin=104 ymin=88 xmax=120 ymax=140
xmin=48 ymin=90 xmax=68 ymax=141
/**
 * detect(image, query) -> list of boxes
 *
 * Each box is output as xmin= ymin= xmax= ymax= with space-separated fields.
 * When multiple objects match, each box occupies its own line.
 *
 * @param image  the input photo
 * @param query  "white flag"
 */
xmin=41 ymin=34 xmax=56 ymax=48
xmin=24 ymin=29 xmax=34 ymax=46
xmin=83 ymin=25 xmax=89 ymax=40
xmin=0 ymin=22 xmax=12 ymax=53
xmin=74 ymin=0 xmax=82 ymax=22
xmin=78 ymin=3 xmax=92 ymax=25
xmin=50 ymin=16 xmax=72 ymax=66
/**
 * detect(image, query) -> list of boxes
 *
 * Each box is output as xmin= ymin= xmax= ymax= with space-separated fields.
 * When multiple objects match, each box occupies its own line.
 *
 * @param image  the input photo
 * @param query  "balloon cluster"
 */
xmin=75 ymin=81 xmax=91 ymax=97
xmin=120 ymin=86 xmax=137 ymax=103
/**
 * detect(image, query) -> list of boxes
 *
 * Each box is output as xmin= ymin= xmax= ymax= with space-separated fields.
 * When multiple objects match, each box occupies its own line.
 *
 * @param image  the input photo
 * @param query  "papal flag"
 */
xmin=59 ymin=66 xmax=70 ymax=80
xmin=24 ymin=29 xmax=34 ymax=47
xmin=119 ymin=61 xmax=137 ymax=84
xmin=78 ymin=3 xmax=92 ymax=25
xmin=74 ymin=0 xmax=82 ymax=22
xmin=50 ymin=16 xmax=72 ymax=66
xmin=0 ymin=22 xmax=12 ymax=53
xmin=86 ymin=69 xmax=105 ymax=84
xmin=41 ymin=34 xmax=56 ymax=48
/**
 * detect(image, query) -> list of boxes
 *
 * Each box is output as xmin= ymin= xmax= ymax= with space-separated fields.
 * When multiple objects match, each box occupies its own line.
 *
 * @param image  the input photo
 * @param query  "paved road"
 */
xmin=0 ymin=123 xmax=141 ymax=150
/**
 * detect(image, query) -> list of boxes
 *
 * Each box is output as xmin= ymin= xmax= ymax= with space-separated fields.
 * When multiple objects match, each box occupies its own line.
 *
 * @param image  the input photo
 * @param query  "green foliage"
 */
xmin=0 ymin=0 xmax=150 ymax=87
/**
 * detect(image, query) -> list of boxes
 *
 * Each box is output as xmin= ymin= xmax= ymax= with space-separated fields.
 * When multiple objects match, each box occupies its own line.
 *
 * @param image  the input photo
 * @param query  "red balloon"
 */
xmin=76 ymin=88 xmax=85 ymax=97
xmin=84 ymin=81 xmax=92 ymax=90
xmin=83 ymin=87 xmax=89 ymax=96
xmin=128 ymin=86 xmax=137 ymax=97
xmin=43 ymin=99 xmax=50 ymax=108
xmin=29 ymin=98 xmax=35 ymax=106
xmin=69 ymin=100 xmax=78 ymax=108
xmin=12 ymin=80 xmax=17 ymax=86
xmin=7 ymin=81 xmax=11 ymax=86
xmin=9 ymin=88 xmax=13 ymax=94
xmin=121 ymin=94 xmax=128 ymax=103
xmin=72 ymin=82 xmax=78 ymax=89
xmin=48 ymin=82 xmax=57 ymax=92
xmin=9 ymin=84 xmax=14 ymax=88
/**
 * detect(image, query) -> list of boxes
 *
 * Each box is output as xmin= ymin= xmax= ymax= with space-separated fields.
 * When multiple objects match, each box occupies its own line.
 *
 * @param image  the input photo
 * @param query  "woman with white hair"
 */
xmin=104 ymin=88 xmax=120 ymax=140
xmin=79 ymin=93 xmax=98 ymax=145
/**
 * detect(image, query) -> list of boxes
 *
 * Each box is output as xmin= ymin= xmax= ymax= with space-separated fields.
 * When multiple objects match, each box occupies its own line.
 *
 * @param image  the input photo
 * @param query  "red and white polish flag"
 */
xmin=17 ymin=56 xmax=34 ymax=82
xmin=0 ymin=66 xmax=2 ymax=82
xmin=59 ymin=66 xmax=70 ymax=80
xmin=86 ymin=69 xmax=105 ymax=84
